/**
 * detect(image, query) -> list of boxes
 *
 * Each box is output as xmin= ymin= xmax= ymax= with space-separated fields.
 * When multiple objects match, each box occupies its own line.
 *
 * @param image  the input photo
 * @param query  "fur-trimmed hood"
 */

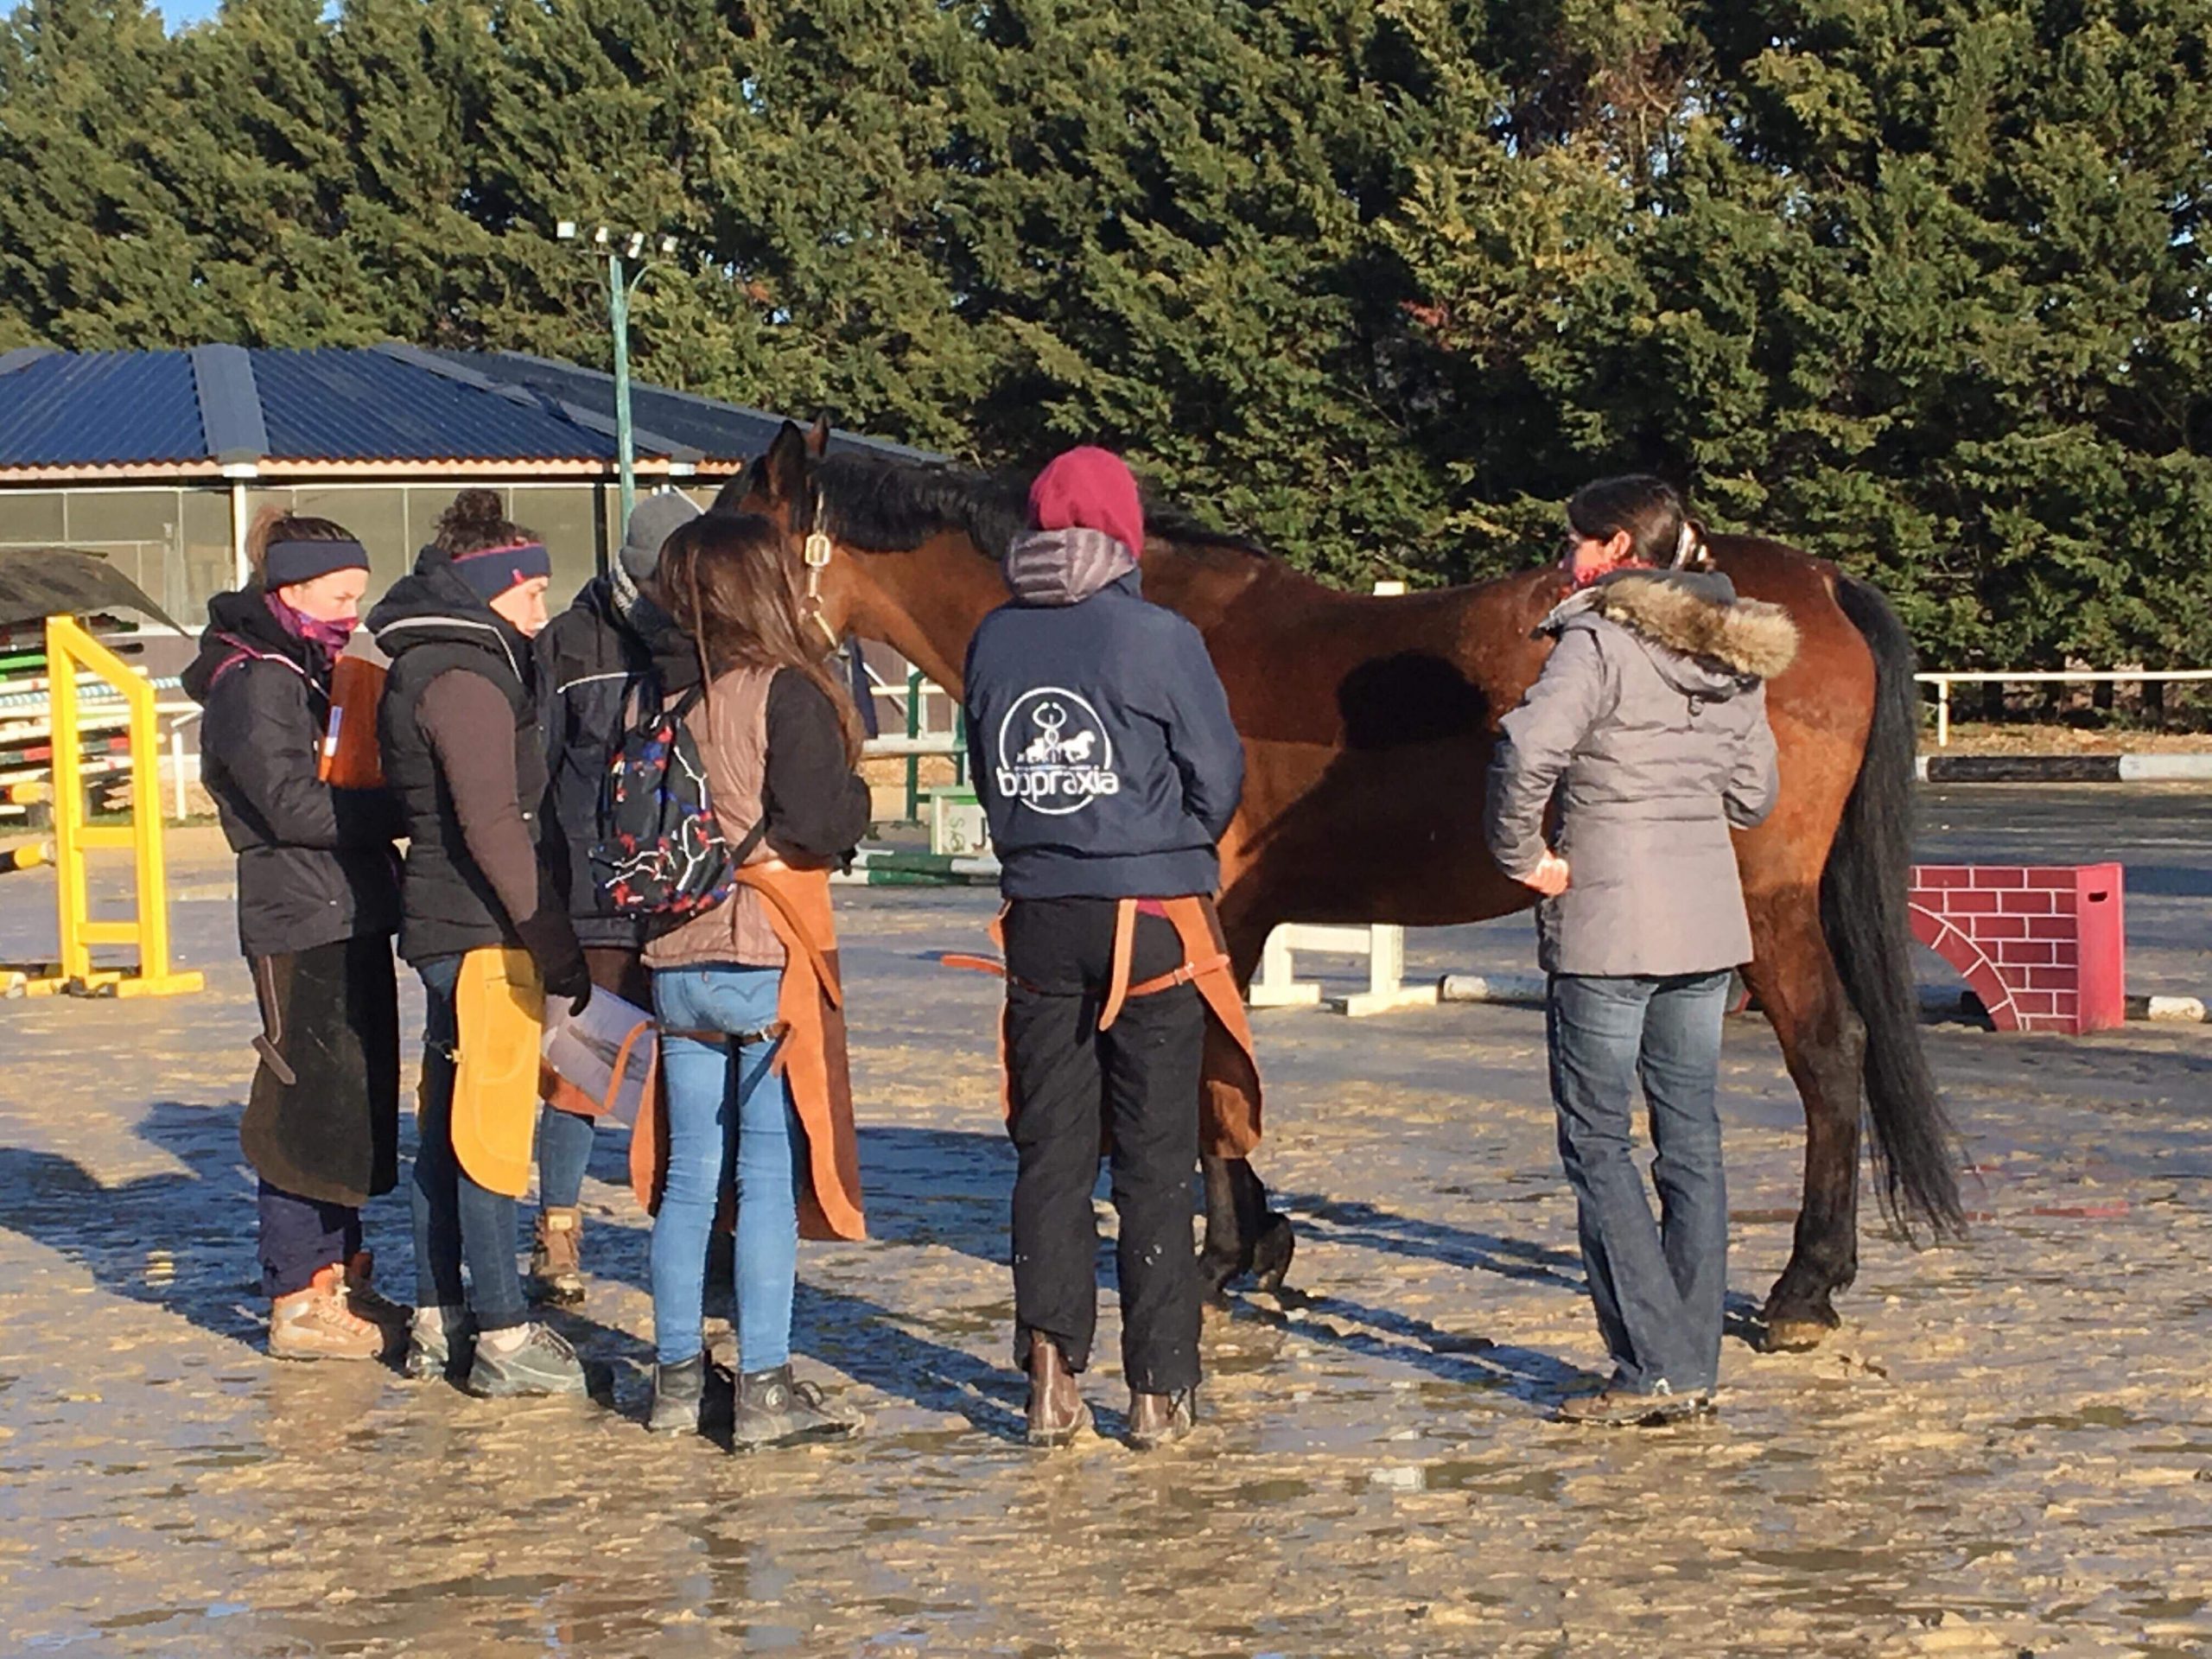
xmin=1541 ymin=569 xmax=1798 ymax=692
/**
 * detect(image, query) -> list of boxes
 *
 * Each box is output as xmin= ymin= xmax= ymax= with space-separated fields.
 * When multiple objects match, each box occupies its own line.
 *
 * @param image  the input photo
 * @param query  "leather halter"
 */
xmin=799 ymin=487 xmax=842 ymax=652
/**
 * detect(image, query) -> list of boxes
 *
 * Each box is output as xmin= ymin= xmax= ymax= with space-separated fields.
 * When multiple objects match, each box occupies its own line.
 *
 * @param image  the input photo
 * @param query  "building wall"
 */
xmin=0 ymin=479 xmax=725 ymax=628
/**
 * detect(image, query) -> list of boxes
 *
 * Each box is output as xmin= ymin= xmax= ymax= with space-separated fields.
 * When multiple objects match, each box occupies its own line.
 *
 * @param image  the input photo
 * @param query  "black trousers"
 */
xmin=1003 ymin=899 xmax=1205 ymax=1395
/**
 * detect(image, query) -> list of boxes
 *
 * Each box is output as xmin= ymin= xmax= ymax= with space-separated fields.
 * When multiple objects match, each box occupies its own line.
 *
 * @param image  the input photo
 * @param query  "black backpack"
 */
xmin=590 ymin=685 xmax=762 ymax=918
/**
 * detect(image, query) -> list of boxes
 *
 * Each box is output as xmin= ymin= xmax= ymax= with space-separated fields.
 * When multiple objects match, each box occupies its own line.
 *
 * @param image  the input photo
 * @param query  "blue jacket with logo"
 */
xmin=963 ymin=531 xmax=1244 ymax=900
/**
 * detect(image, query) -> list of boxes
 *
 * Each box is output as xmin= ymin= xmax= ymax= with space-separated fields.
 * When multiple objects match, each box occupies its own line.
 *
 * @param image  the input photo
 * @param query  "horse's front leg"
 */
xmin=1196 ymin=896 xmax=1296 ymax=1307
xmin=1742 ymin=887 xmax=1868 ymax=1349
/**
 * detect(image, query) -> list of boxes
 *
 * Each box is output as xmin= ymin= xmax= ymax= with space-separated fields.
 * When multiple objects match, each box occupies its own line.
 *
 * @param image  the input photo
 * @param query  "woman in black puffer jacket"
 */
xmin=182 ymin=507 xmax=406 ymax=1363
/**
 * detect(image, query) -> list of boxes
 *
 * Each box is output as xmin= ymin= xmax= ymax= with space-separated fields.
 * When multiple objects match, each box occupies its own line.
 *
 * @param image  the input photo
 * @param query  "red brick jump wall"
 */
xmin=1907 ymin=864 xmax=2126 ymax=1035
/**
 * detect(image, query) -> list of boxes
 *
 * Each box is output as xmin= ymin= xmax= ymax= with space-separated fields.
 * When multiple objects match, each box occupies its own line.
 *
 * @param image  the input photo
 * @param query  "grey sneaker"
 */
xmin=730 ymin=1364 xmax=863 ymax=1452
xmin=404 ymin=1304 xmax=474 ymax=1382
xmin=465 ymin=1322 xmax=588 ymax=1398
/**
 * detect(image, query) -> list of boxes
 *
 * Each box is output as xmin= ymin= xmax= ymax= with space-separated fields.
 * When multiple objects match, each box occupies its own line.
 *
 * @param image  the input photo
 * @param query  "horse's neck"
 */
xmin=851 ymin=531 xmax=1007 ymax=694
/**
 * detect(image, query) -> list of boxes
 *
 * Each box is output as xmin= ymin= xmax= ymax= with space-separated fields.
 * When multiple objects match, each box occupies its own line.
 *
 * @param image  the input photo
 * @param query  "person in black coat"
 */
xmin=527 ymin=488 xmax=701 ymax=1306
xmin=963 ymin=446 xmax=1244 ymax=1451
xmin=370 ymin=490 xmax=597 ymax=1399
xmin=181 ymin=508 xmax=406 ymax=1362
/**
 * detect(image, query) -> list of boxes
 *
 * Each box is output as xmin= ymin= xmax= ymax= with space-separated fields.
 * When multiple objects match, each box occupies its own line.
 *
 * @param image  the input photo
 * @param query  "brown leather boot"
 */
xmin=1126 ymin=1388 xmax=1198 ymax=1450
xmin=1025 ymin=1339 xmax=1091 ymax=1447
xmin=528 ymin=1207 xmax=586 ymax=1308
xmin=270 ymin=1265 xmax=385 ymax=1362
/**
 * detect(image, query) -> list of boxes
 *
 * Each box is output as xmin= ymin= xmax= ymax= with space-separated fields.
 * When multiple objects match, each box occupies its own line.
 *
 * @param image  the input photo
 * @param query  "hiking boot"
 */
xmin=1025 ymin=1340 xmax=1090 ymax=1448
xmin=730 ymin=1364 xmax=863 ymax=1452
xmin=648 ymin=1352 xmax=733 ymax=1436
xmin=466 ymin=1322 xmax=589 ymax=1399
xmin=1554 ymin=1378 xmax=1713 ymax=1427
xmin=341 ymin=1251 xmax=410 ymax=1351
xmin=1126 ymin=1388 xmax=1198 ymax=1451
xmin=269 ymin=1265 xmax=385 ymax=1362
xmin=528 ymin=1207 xmax=587 ymax=1309
xmin=404 ymin=1303 xmax=475 ymax=1382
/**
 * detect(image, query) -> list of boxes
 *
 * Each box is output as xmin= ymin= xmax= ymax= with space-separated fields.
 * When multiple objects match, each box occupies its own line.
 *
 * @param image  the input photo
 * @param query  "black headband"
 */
xmin=264 ymin=537 xmax=370 ymax=588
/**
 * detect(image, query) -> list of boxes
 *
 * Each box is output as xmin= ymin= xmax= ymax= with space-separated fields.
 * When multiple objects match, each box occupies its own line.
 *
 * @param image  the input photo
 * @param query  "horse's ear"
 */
xmin=805 ymin=412 xmax=832 ymax=457
xmin=762 ymin=420 xmax=810 ymax=505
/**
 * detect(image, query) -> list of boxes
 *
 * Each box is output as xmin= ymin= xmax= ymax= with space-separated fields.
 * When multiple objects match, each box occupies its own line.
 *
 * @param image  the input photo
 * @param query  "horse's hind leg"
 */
xmin=1742 ymin=887 xmax=1867 ymax=1350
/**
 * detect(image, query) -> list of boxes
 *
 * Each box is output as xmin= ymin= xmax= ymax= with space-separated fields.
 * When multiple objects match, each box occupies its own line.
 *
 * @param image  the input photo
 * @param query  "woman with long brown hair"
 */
xmin=637 ymin=512 xmax=873 ymax=1448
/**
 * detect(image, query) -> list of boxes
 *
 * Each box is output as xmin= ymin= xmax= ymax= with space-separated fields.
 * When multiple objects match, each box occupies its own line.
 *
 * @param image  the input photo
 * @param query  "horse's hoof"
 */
xmin=1251 ymin=1215 xmax=1295 ymax=1294
xmin=1764 ymin=1317 xmax=1837 ymax=1353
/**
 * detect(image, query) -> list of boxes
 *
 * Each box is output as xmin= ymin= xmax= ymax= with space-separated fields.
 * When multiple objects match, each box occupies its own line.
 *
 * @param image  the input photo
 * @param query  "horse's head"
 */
xmin=717 ymin=414 xmax=860 ymax=645
xmin=715 ymin=416 xmax=1014 ymax=692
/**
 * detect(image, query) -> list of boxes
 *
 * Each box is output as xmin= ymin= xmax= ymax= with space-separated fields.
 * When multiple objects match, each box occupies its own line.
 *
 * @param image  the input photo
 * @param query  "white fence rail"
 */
xmin=1248 ymin=923 xmax=1439 ymax=1018
xmin=1916 ymin=670 xmax=2212 ymax=747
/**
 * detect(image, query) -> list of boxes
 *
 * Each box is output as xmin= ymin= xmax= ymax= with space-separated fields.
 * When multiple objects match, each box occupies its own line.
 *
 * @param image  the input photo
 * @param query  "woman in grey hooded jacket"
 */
xmin=1485 ymin=474 xmax=1798 ymax=1426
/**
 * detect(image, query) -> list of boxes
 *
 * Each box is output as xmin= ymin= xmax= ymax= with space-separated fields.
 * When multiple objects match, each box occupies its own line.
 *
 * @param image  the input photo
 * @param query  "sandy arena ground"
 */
xmin=3 ymin=787 xmax=2209 ymax=1657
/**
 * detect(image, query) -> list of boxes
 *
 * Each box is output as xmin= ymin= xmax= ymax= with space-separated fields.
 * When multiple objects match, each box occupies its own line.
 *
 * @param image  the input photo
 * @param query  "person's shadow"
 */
xmin=2 ymin=1112 xmax=1757 ymax=1426
xmin=0 ymin=1099 xmax=635 ymax=1393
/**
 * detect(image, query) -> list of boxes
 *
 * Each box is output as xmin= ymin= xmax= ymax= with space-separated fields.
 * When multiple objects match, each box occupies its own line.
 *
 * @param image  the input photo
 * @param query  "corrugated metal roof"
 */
xmin=0 ymin=345 xmax=927 ymax=473
xmin=435 ymin=349 xmax=938 ymax=465
xmin=255 ymin=347 xmax=617 ymax=463
xmin=0 ymin=352 xmax=205 ymax=467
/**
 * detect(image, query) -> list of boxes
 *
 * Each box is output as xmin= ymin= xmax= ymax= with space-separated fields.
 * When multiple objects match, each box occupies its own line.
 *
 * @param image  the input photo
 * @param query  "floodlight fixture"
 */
xmin=592 ymin=226 xmax=611 ymax=248
xmin=556 ymin=219 xmax=577 ymax=240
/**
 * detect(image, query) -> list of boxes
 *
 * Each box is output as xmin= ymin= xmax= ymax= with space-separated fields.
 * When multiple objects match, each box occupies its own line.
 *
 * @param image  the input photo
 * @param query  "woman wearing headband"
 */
xmin=369 ymin=490 xmax=594 ymax=1398
xmin=182 ymin=507 xmax=407 ymax=1361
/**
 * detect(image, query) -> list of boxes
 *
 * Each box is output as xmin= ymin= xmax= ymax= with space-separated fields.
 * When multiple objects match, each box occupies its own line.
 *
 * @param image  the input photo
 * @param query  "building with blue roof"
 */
xmin=0 ymin=344 xmax=924 ymax=621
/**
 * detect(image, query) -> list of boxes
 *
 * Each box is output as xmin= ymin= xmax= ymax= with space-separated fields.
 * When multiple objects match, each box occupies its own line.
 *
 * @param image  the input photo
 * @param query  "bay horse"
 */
xmin=733 ymin=420 xmax=1963 ymax=1350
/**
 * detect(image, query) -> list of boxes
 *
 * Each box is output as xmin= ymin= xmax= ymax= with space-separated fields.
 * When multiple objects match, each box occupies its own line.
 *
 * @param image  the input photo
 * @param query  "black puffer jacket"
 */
xmin=537 ymin=575 xmax=656 ymax=950
xmin=182 ymin=589 xmax=402 ymax=958
xmin=368 ymin=555 xmax=554 ymax=964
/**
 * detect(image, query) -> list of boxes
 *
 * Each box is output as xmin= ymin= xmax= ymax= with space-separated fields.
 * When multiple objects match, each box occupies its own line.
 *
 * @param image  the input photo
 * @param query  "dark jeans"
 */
xmin=1004 ymin=899 xmax=1204 ymax=1395
xmin=536 ymin=1103 xmax=594 ymax=1211
xmin=1547 ymin=970 xmax=1732 ymax=1395
xmin=257 ymin=1179 xmax=361 ymax=1300
xmin=410 ymin=953 xmax=528 ymax=1332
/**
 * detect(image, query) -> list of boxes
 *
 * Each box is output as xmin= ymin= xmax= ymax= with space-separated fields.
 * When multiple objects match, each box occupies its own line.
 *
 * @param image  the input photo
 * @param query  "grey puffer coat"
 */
xmin=1484 ymin=570 xmax=1798 ymax=977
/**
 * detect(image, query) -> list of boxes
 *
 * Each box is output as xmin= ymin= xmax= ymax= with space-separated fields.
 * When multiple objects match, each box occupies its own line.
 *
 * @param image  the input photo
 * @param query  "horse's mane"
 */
xmin=812 ymin=450 xmax=1269 ymax=564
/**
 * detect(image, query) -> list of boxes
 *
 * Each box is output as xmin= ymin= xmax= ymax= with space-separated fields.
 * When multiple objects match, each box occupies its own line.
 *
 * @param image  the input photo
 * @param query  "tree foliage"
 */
xmin=4 ymin=0 xmax=2211 ymax=664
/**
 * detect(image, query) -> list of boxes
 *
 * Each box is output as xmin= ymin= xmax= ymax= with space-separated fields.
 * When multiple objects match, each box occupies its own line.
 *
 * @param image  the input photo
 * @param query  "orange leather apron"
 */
xmin=629 ymin=864 xmax=866 ymax=1242
xmin=952 ymin=894 xmax=1263 ymax=1159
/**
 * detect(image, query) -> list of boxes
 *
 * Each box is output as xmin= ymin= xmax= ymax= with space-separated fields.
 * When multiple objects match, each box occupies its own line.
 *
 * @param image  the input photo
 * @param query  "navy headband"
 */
xmin=450 ymin=539 xmax=552 ymax=602
xmin=264 ymin=537 xmax=369 ymax=588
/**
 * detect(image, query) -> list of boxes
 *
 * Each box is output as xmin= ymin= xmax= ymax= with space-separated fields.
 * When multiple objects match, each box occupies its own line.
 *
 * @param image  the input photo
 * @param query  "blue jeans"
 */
xmin=537 ymin=1103 xmax=594 ymax=1210
xmin=1547 ymin=971 xmax=1732 ymax=1395
xmin=651 ymin=965 xmax=802 ymax=1370
xmin=410 ymin=954 xmax=528 ymax=1332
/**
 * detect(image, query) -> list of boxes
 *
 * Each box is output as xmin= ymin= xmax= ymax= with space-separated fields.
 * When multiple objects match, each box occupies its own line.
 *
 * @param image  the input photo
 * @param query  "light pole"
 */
xmin=556 ymin=220 xmax=680 ymax=523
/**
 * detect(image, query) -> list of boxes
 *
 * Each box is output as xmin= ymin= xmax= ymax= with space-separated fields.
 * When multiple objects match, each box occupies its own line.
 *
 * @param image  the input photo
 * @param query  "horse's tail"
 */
xmin=1822 ymin=572 xmax=1965 ymax=1241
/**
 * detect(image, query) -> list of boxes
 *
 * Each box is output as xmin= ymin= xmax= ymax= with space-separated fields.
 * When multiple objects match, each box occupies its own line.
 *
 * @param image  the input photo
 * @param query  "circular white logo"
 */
xmin=995 ymin=688 xmax=1120 ymax=816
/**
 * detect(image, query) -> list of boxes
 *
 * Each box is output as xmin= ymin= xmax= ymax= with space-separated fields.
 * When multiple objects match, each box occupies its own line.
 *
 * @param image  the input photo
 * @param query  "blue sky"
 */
xmin=161 ymin=0 xmax=224 ymax=28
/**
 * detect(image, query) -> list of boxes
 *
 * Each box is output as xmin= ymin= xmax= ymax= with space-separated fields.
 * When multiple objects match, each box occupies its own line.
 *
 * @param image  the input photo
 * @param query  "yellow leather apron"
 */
xmin=447 ymin=945 xmax=547 ymax=1199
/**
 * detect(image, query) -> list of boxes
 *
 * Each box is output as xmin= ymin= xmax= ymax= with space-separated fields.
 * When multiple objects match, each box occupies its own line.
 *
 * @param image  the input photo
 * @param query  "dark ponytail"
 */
xmin=1567 ymin=474 xmax=1708 ymax=569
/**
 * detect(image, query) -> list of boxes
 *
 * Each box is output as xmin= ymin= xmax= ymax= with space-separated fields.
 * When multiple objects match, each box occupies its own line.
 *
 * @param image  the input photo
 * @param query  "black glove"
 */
xmin=515 ymin=906 xmax=592 ymax=1013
